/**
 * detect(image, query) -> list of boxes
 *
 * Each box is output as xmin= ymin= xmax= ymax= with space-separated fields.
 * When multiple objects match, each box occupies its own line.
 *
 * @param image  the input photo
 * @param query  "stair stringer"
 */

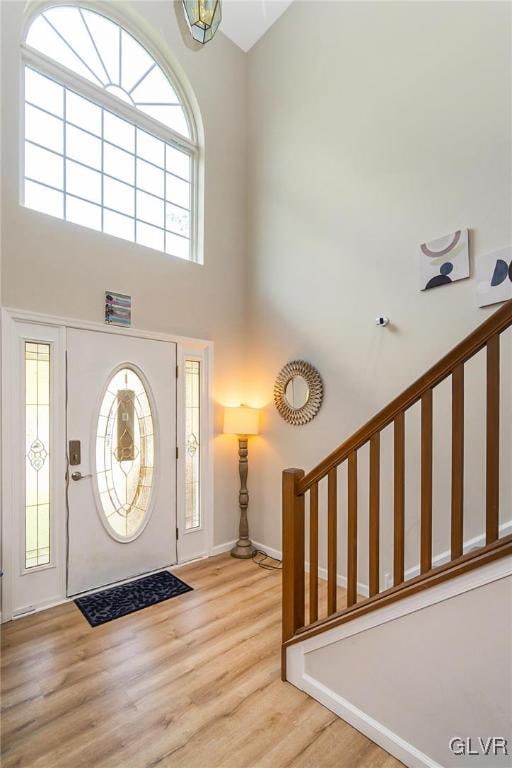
xmin=286 ymin=556 xmax=512 ymax=768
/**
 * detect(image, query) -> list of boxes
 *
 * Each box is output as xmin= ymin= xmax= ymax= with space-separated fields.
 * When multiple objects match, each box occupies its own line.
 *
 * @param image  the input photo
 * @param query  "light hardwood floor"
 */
xmin=1 ymin=554 xmax=403 ymax=768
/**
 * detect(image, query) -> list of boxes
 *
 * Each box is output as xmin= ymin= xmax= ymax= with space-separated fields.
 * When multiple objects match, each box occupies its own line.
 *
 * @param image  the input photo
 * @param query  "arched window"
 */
xmin=22 ymin=5 xmax=200 ymax=262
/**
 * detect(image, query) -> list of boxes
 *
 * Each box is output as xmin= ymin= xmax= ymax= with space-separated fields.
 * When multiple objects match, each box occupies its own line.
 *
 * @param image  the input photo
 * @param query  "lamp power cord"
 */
xmin=252 ymin=548 xmax=282 ymax=571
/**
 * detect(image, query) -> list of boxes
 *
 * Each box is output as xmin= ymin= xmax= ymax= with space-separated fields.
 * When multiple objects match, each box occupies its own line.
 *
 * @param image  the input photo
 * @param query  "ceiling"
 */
xmin=221 ymin=0 xmax=294 ymax=52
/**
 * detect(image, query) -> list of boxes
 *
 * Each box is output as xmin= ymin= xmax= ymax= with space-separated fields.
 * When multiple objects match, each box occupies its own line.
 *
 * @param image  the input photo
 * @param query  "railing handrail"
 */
xmin=298 ymin=300 xmax=512 ymax=494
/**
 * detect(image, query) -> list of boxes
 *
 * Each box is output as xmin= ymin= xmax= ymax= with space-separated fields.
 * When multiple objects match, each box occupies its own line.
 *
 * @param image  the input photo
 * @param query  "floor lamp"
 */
xmin=223 ymin=405 xmax=260 ymax=559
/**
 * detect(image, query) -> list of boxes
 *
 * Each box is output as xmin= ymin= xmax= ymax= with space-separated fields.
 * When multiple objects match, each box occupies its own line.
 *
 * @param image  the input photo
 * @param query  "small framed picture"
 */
xmin=105 ymin=291 xmax=131 ymax=327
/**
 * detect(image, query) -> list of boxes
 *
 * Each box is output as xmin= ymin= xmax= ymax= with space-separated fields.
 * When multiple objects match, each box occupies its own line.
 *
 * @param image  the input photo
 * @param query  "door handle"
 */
xmin=71 ymin=471 xmax=93 ymax=481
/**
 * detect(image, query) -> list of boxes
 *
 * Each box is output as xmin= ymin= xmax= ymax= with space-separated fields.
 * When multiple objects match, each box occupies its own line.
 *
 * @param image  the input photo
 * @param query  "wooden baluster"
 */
xmin=309 ymin=482 xmax=319 ymax=624
xmin=486 ymin=335 xmax=500 ymax=544
xmin=393 ymin=412 xmax=405 ymax=586
xmin=369 ymin=433 xmax=380 ymax=597
xmin=282 ymin=469 xmax=305 ymax=645
xmin=451 ymin=365 xmax=464 ymax=559
xmin=421 ymin=389 xmax=433 ymax=573
xmin=327 ymin=468 xmax=337 ymax=616
xmin=347 ymin=451 xmax=358 ymax=607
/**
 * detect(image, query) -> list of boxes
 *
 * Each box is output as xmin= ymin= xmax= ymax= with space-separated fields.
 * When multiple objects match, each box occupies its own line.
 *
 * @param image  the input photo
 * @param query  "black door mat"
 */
xmin=74 ymin=570 xmax=193 ymax=626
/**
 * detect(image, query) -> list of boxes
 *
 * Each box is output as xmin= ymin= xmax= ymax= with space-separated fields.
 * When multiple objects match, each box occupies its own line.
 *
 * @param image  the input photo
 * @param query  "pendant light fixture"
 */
xmin=182 ymin=0 xmax=222 ymax=44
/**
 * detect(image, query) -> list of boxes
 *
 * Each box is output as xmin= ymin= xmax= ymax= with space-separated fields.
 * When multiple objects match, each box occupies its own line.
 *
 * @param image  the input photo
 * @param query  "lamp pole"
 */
xmin=231 ymin=436 xmax=255 ymax=559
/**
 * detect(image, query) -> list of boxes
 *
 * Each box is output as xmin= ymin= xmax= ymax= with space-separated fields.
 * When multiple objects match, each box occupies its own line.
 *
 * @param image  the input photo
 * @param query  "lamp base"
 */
xmin=230 ymin=539 xmax=255 ymax=559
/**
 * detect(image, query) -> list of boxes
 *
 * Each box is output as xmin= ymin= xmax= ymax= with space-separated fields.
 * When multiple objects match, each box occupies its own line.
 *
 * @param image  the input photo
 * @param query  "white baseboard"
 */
xmin=299 ymin=673 xmax=441 ymax=768
xmin=11 ymin=594 xmax=69 ymax=620
xmin=210 ymin=539 xmax=282 ymax=560
xmin=383 ymin=519 xmax=512 ymax=588
xmin=211 ymin=540 xmax=237 ymax=556
xmin=252 ymin=540 xmax=282 ymax=561
xmin=316 ymin=565 xmax=369 ymax=598
xmin=251 ymin=540 xmax=371 ymax=597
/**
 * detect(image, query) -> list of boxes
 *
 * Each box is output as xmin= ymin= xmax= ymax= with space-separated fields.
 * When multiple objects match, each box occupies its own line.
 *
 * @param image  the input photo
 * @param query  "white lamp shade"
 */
xmin=223 ymin=405 xmax=260 ymax=436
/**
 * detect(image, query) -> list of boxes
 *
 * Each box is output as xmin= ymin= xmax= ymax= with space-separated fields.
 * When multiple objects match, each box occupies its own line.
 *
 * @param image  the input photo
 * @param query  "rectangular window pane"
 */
xmin=136 ymin=189 xmax=164 ymax=228
xmin=25 ymin=67 xmax=63 ymax=118
xmin=66 ymin=124 xmax=101 ymax=170
xmin=137 ymin=221 xmax=164 ymax=252
xmin=25 ymin=141 xmax=63 ymax=189
xmin=104 ymin=176 xmax=134 ymax=216
xmin=104 ymin=209 xmax=134 ymax=241
xmin=166 ymin=144 xmax=190 ymax=180
xmin=166 ymin=173 xmax=190 ymax=209
xmin=166 ymin=231 xmax=190 ymax=261
xmin=185 ymin=360 xmax=200 ymax=530
xmin=66 ymin=159 xmax=101 ymax=204
xmin=104 ymin=143 xmax=134 ymax=185
xmin=104 ymin=111 xmax=135 ymax=152
xmin=66 ymin=90 xmax=101 ymax=135
xmin=137 ymin=158 xmax=164 ymax=198
xmin=66 ymin=195 xmax=102 ymax=231
xmin=137 ymin=129 xmax=165 ymax=167
xmin=25 ymin=342 xmax=51 ymax=568
xmin=166 ymin=202 xmax=190 ymax=237
xmin=24 ymin=179 xmax=63 ymax=218
xmin=25 ymin=104 xmax=63 ymax=154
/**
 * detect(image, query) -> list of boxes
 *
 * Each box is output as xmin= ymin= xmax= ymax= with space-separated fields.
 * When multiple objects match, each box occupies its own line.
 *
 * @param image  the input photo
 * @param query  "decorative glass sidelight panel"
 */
xmin=25 ymin=342 xmax=51 ymax=568
xmin=185 ymin=360 xmax=201 ymax=529
xmin=96 ymin=367 xmax=155 ymax=539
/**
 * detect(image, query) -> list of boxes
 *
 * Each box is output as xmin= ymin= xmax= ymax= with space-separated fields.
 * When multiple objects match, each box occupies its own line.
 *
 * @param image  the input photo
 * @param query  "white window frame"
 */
xmin=20 ymin=3 xmax=203 ymax=263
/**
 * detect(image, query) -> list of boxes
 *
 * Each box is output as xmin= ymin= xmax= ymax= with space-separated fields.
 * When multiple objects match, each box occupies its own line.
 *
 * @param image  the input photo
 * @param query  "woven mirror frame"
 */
xmin=274 ymin=361 xmax=323 ymax=426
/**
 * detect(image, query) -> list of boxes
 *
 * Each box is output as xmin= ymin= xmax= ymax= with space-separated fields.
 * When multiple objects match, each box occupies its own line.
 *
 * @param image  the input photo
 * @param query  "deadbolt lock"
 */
xmin=69 ymin=440 xmax=81 ymax=466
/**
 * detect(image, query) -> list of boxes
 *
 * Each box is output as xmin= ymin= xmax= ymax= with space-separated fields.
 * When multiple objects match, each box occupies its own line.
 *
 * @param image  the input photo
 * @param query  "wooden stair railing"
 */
xmin=282 ymin=300 xmax=512 ymax=677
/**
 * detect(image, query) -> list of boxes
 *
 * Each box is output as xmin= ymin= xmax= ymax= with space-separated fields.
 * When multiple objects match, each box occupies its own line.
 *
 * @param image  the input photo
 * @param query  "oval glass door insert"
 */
xmin=96 ymin=367 xmax=155 ymax=540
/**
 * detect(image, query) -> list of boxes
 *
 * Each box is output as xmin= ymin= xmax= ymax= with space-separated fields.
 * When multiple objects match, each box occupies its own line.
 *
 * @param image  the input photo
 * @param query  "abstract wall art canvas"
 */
xmin=419 ymin=229 xmax=469 ymax=291
xmin=476 ymin=246 xmax=512 ymax=308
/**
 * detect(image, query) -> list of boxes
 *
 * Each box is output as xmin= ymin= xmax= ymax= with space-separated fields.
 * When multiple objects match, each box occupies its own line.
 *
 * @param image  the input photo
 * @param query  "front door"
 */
xmin=66 ymin=329 xmax=176 ymax=596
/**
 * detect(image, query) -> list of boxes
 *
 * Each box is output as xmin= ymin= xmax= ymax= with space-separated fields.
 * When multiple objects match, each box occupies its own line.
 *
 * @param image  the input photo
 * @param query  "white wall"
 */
xmin=305 ymin=574 xmax=512 ymax=767
xmin=2 ymin=1 xmax=511 ymax=566
xmin=246 ymin=1 xmax=512 ymax=580
xmin=1 ymin=0 xmax=248 ymax=547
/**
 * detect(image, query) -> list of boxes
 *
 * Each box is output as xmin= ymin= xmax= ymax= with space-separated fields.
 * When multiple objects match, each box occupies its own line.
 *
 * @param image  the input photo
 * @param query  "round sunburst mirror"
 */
xmin=274 ymin=361 xmax=323 ymax=425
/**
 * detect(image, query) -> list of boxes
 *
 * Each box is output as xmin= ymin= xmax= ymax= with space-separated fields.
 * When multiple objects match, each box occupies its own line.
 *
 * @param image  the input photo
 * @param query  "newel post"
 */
xmin=282 ymin=468 xmax=305 ymax=651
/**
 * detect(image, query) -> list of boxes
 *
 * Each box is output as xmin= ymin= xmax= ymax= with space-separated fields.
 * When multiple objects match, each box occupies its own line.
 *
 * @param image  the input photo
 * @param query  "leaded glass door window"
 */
xmin=96 ymin=367 xmax=155 ymax=541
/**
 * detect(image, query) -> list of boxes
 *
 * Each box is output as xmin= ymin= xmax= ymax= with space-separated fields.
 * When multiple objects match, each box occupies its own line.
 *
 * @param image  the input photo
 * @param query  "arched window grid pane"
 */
xmin=22 ymin=65 xmax=195 ymax=261
xmin=24 ymin=6 xmax=192 ymax=140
